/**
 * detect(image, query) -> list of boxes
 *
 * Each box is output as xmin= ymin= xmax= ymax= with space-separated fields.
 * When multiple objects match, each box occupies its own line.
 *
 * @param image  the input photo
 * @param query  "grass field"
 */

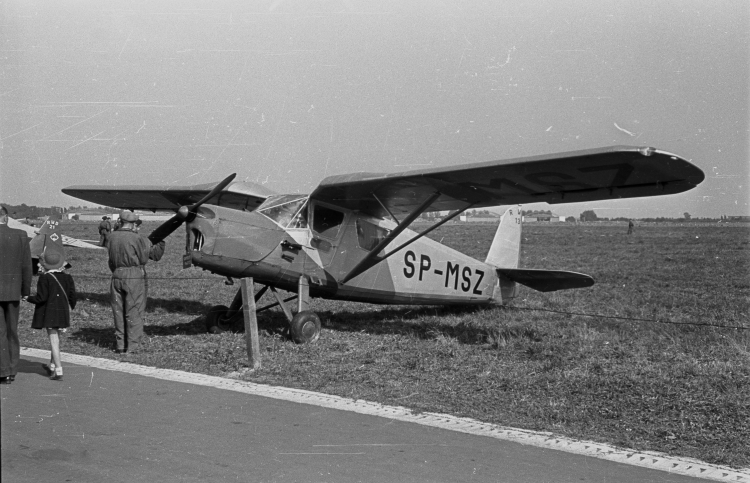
xmin=17 ymin=220 xmax=750 ymax=468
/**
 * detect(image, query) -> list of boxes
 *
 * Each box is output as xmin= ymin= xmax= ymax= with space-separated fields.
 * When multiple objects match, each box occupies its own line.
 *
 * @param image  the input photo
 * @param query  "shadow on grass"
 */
xmin=78 ymin=291 xmax=217 ymax=315
xmin=215 ymin=303 xmax=521 ymax=346
xmin=76 ymin=291 xmax=537 ymax=347
xmin=318 ymin=304 xmax=538 ymax=345
xmin=67 ymin=313 xmax=292 ymax=346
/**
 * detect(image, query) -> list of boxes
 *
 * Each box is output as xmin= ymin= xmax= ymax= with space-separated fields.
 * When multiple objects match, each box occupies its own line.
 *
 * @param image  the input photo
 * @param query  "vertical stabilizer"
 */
xmin=29 ymin=219 xmax=64 ymax=257
xmin=485 ymin=205 xmax=522 ymax=268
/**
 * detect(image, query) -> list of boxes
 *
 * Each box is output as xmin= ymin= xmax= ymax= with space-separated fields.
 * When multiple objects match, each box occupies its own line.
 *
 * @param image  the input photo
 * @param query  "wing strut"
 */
xmin=379 ymin=203 xmax=471 ymax=262
xmin=372 ymin=192 xmax=400 ymax=224
xmin=340 ymin=193 xmax=474 ymax=284
xmin=341 ymin=192 xmax=440 ymax=283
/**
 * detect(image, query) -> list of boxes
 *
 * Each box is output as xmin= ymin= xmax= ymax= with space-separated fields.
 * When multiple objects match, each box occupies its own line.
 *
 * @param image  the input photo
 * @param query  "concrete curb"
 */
xmin=22 ymin=347 xmax=749 ymax=482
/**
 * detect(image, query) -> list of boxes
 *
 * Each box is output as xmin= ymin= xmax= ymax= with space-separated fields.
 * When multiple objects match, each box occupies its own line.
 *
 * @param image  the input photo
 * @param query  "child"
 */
xmin=27 ymin=249 xmax=76 ymax=381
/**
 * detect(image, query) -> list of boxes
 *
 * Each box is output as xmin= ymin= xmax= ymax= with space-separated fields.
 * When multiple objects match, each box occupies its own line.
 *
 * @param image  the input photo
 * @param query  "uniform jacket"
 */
xmin=107 ymin=229 xmax=165 ymax=273
xmin=27 ymin=272 xmax=77 ymax=329
xmin=98 ymin=220 xmax=112 ymax=234
xmin=0 ymin=223 xmax=33 ymax=301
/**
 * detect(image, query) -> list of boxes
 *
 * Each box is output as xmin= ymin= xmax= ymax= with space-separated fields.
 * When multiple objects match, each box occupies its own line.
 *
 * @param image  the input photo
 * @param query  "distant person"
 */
xmin=627 ymin=219 xmax=634 ymax=235
xmin=0 ymin=205 xmax=33 ymax=385
xmin=107 ymin=210 xmax=165 ymax=354
xmin=26 ymin=249 xmax=76 ymax=381
xmin=98 ymin=216 xmax=112 ymax=247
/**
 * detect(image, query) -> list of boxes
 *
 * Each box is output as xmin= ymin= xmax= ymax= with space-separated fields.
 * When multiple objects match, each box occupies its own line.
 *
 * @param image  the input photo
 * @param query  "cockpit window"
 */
xmin=288 ymin=204 xmax=308 ymax=229
xmin=312 ymin=204 xmax=345 ymax=239
xmin=258 ymin=195 xmax=308 ymax=228
xmin=356 ymin=219 xmax=390 ymax=251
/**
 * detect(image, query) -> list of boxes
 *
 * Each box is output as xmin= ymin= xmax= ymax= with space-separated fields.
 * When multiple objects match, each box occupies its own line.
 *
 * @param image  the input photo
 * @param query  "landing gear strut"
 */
xmin=204 ymin=276 xmax=321 ymax=344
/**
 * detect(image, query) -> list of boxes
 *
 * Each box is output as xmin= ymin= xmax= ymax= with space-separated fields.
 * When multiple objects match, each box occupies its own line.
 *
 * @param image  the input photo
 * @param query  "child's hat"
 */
xmin=40 ymin=248 xmax=64 ymax=271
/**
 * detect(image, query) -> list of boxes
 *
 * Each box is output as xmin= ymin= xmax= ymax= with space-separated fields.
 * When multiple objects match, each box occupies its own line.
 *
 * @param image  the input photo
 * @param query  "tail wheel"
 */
xmin=290 ymin=311 xmax=321 ymax=344
xmin=205 ymin=304 xmax=229 ymax=333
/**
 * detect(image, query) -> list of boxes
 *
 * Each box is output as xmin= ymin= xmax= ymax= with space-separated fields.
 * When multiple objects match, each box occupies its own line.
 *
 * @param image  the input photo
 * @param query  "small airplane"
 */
xmin=8 ymin=216 xmax=104 ymax=273
xmin=62 ymin=146 xmax=704 ymax=343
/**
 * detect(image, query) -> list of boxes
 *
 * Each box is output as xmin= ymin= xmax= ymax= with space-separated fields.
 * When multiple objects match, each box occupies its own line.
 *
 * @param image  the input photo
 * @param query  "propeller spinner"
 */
xmin=148 ymin=173 xmax=237 ymax=245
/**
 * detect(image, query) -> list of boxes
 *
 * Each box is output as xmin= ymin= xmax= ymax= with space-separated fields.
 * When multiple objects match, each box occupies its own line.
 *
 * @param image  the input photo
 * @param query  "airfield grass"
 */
xmin=17 ymin=221 xmax=750 ymax=468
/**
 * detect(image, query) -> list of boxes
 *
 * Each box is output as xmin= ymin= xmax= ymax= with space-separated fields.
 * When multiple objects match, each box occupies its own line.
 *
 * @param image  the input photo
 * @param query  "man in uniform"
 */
xmin=0 ymin=206 xmax=33 ymax=384
xmin=108 ymin=210 xmax=165 ymax=354
xmin=98 ymin=216 xmax=112 ymax=247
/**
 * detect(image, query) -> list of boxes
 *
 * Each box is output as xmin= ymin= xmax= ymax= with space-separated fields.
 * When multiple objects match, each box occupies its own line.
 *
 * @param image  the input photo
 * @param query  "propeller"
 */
xmin=148 ymin=173 xmax=237 ymax=245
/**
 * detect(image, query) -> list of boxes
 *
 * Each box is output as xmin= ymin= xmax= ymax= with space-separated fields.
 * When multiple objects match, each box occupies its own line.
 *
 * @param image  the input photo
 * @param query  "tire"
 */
xmin=205 ymin=304 xmax=229 ymax=333
xmin=290 ymin=311 xmax=321 ymax=344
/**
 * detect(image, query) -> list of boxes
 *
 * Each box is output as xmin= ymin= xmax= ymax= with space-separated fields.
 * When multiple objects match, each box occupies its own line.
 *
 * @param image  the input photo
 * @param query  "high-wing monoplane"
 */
xmin=63 ymin=146 xmax=704 ymax=343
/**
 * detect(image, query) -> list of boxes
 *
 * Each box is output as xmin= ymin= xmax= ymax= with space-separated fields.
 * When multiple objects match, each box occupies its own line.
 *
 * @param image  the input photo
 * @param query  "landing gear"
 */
xmin=290 ymin=311 xmax=321 ymax=344
xmin=204 ymin=276 xmax=322 ymax=344
xmin=205 ymin=304 xmax=230 ymax=333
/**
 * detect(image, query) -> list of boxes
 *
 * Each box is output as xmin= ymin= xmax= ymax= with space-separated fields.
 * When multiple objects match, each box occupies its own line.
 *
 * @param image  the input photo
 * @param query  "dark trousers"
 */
xmin=110 ymin=268 xmax=146 ymax=351
xmin=0 ymin=301 xmax=20 ymax=377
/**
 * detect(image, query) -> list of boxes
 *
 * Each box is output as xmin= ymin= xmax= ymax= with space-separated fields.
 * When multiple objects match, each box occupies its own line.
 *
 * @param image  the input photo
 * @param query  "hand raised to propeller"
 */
xmin=148 ymin=173 xmax=236 ymax=245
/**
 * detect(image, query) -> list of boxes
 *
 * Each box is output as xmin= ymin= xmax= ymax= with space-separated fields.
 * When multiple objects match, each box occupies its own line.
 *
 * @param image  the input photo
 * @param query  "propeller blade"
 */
xmin=148 ymin=214 xmax=184 ymax=245
xmin=147 ymin=173 xmax=236 ymax=245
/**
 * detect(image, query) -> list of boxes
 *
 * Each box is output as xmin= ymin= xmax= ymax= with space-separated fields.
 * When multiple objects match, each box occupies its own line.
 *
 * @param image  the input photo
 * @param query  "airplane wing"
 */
xmin=6 ymin=218 xmax=37 ymax=238
xmin=309 ymin=146 xmax=705 ymax=218
xmin=60 ymin=234 xmax=103 ymax=250
xmin=61 ymin=180 xmax=275 ymax=213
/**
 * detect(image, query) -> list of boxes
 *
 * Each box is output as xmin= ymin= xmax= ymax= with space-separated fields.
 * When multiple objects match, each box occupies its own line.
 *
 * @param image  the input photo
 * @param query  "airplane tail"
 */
xmin=485 ymin=206 xmax=522 ymax=269
xmin=485 ymin=206 xmax=595 ymax=298
xmin=484 ymin=206 xmax=522 ymax=303
xmin=29 ymin=219 xmax=68 ymax=273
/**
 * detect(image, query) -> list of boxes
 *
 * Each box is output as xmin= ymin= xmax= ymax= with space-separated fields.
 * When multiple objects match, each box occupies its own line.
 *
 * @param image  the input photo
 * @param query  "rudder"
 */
xmin=485 ymin=206 xmax=522 ymax=304
xmin=484 ymin=205 xmax=522 ymax=269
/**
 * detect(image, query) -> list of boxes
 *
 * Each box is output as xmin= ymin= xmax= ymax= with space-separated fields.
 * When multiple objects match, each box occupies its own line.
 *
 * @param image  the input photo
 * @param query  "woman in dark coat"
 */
xmin=27 ymin=249 xmax=76 ymax=380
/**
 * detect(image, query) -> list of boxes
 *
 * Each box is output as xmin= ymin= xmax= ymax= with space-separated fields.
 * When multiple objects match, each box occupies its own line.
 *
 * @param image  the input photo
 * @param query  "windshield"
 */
xmin=257 ymin=195 xmax=308 ymax=228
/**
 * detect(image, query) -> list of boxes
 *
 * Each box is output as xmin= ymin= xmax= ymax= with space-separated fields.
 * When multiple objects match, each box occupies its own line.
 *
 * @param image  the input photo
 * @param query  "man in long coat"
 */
xmin=0 ymin=206 xmax=33 ymax=384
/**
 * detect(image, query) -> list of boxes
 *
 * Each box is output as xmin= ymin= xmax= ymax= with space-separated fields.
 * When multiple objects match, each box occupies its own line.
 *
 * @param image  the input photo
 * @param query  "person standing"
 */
xmin=627 ymin=219 xmax=634 ymax=235
xmin=107 ymin=211 xmax=165 ymax=354
xmin=26 ymin=249 xmax=76 ymax=381
xmin=0 ymin=205 xmax=33 ymax=384
xmin=98 ymin=216 xmax=112 ymax=247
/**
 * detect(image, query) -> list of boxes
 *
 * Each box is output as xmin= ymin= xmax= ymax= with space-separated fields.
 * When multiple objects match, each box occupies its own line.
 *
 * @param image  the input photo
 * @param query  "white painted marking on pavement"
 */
xmin=21 ymin=347 xmax=749 ymax=482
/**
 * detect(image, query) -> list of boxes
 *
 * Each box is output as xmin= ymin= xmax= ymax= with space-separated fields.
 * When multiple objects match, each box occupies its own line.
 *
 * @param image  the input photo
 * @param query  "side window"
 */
xmin=258 ymin=196 xmax=307 ymax=228
xmin=312 ymin=204 xmax=345 ymax=239
xmin=356 ymin=219 xmax=390 ymax=251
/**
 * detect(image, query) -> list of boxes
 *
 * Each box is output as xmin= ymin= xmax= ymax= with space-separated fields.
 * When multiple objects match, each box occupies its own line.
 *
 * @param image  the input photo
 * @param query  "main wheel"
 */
xmin=290 ymin=311 xmax=321 ymax=344
xmin=205 ymin=304 xmax=229 ymax=333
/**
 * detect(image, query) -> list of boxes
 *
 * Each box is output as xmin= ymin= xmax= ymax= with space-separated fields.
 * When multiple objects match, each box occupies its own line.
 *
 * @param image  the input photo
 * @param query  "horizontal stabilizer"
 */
xmin=496 ymin=268 xmax=594 ymax=292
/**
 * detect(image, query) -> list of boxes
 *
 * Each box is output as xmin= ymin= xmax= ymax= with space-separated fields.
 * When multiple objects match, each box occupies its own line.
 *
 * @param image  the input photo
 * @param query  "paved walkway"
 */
xmin=2 ymin=349 xmax=746 ymax=483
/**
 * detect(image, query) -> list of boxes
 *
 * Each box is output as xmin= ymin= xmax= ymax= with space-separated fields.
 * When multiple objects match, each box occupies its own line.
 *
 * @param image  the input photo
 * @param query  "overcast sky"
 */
xmin=1 ymin=0 xmax=747 ymax=218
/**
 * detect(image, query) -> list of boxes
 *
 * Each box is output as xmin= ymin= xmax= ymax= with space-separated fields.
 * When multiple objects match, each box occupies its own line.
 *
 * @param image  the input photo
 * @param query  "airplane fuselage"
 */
xmin=187 ymin=201 xmax=516 ymax=306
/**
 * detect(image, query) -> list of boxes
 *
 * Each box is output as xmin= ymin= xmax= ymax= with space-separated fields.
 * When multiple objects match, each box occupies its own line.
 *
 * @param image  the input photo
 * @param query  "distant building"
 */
xmin=725 ymin=215 xmax=750 ymax=222
xmin=522 ymin=212 xmax=565 ymax=222
xmin=459 ymin=216 xmax=501 ymax=223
